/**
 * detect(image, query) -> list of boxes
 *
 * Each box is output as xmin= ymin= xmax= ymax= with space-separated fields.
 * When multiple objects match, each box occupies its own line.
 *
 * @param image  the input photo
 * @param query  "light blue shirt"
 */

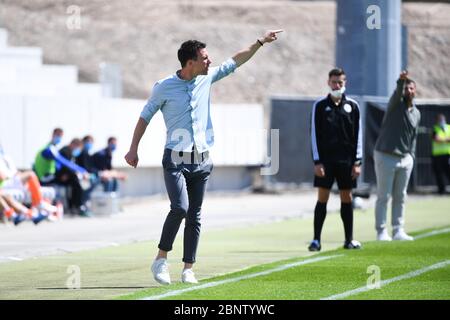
xmin=140 ymin=58 xmax=237 ymax=152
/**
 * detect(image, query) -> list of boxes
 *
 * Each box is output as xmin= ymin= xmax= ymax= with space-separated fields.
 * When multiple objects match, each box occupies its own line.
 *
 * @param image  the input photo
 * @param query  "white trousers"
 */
xmin=374 ymin=150 xmax=414 ymax=233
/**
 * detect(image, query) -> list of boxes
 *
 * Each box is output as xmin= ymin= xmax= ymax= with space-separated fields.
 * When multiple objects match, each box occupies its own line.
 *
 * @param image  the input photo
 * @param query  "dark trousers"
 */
xmin=53 ymin=170 xmax=84 ymax=210
xmin=432 ymin=155 xmax=450 ymax=194
xmin=158 ymin=148 xmax=213 ymax=264
xmin=102 ymin=178 xmax=118 ymax=192
xmin=82 ymin=175 xmax=101 ymax=204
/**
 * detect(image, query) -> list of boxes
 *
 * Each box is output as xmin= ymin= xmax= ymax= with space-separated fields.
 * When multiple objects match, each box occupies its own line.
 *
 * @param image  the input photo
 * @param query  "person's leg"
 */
xmin=442 ymin=155 xmax=450 ymax=192
xmin=339 ymin=190 xmax=353 ymax=243
xmin=313 ymin=188 xmax=330 ymax=242
xmin=432 ymin=156 xmax=445 ymax=194
xmin=68 ymin=173 xmax=84 ymax=211
xmin=81 ymin=175 xmax=100 ymax=204
xmin=158 ymin=153 xmax=189 ymax=259
xmin=0 ymin=193 xmax=43 ymax=224
xmin=18 ymin=171 xmax=43 ymax=207
xmin=0 ymin=194 xmax=15 ymax=222
xmin=391 ymin=154 xmax=414 ymax=235
xmin=182 ymin=161 xmax=212 ymax=269
xmin=102 ymin=179 xmax=113 ymax=192
xmin=111 ymin=178 xmax=118 ymax=192
xmin=310 ymin=163 xmax=334 ymax=250
xmin=335 ymin=162 xmax=359 ymax=247
xmin=374 ymin=151 xmax=396 ymax=234
xmin=151 ymin=151 xmax=189 ymax=285
xmin=0 ymin=194 xmax=6 ymax=212
xmin=3 ymin=194 xmax=31 ymax=216
xmin=54 ymin=171 xmax=76 ymax=211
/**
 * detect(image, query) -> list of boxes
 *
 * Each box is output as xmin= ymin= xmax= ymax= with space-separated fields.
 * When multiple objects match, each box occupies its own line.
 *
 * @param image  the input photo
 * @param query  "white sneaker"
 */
xmin=151 ymin=258 xmax=171 ymax=285
xmin=181 ymin=268 xmax=198 ymax=284
xmin=377 ymin=229 xmax=392 ymax=241
xmin=393 ymin=229 xmax=414 ymax=241
xmin=39 ymin=201 xmax=58 ymax=214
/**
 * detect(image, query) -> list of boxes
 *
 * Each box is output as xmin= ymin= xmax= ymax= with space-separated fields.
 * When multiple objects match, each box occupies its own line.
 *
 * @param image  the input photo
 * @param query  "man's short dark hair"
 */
xmin=82 ymin=135 xmax=93 ymax=143
xmin=405 ymin=79 xmax=416 ymax=86
xmin=178 ymin=40 xmax=206 ymax=67
xmin=53 ymin=128 xmax=63 ymax=135
xmin=107 ymin=137 xmax=116 ymax=144
xmin=70 ymin=138 xmax=82 ymax=146
xmin=328 ymin=68 xmax=346 ymax=78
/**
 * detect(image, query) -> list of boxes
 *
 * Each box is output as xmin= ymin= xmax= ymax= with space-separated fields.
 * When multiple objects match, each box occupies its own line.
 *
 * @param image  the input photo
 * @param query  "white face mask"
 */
xmin=330 ymin=87 xmax=346 ymax=99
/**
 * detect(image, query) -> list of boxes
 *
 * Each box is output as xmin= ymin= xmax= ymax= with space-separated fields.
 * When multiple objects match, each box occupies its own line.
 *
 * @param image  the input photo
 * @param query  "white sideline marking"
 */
xmin=322 ymin=260 xmax=450 ymax=300
xmin=414 ymin=227 xmax=450 ymax=239
xmin=141 ymin=228 xmax=450 ymax=300
xmin=8 ymin=257 xmax=23 ymax=261
xmin=0 ymin=256 xmax=24 ymax=261
xmin=321 ymin=227 xmax=450 ymax=300
xmin=141 ymin=254 xmax=343 ymax=300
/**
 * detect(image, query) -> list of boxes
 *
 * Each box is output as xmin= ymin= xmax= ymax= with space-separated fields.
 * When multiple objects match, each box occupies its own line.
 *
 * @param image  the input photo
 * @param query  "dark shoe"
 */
xmin=308 ymin=239 xmax=321 ymax=252
xmin=343 ymin=240 xmax=362 ymax=249
xmin=13 ymin=214 xmax=27 ymax=226
xmin=78 ymin=206 xmax=92 ymax=218
xmin=32 ymin=211 xmax=48 ymax=225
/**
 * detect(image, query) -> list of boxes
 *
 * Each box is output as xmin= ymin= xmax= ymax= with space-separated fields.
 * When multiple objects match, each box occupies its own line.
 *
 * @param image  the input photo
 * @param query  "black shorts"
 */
xmin=314 ymin=162 xmax=357 ymax=190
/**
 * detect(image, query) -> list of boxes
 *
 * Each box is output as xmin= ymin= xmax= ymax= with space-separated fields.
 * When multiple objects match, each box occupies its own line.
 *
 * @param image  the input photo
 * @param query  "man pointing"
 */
xmin=125 ymin=30 xmax=283 ymax=285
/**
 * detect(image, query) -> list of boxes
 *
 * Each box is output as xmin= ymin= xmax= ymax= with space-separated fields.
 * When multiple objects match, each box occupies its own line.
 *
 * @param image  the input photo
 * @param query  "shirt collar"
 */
xmin=327 ymin=93 xmax=347 ymax=107
xmin=175 ymin=70 xmax=196 ymax=83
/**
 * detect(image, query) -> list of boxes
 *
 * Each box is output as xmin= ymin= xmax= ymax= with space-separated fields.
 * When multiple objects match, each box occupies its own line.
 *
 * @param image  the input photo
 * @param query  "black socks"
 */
xmin=340 ymin=202 xmax=353 ymax=243
xmin=313 ymin=201 xmax=354 ymax=243
xmin=313 ymin=201 xmax=327 ymax=242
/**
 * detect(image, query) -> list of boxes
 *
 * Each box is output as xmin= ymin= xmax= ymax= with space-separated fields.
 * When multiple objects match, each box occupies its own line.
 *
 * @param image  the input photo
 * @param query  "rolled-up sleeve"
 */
xmin=211 ymin=58 xmax=237 ymax=84
xmin=140 ymin=83 xmax=164 ymax=123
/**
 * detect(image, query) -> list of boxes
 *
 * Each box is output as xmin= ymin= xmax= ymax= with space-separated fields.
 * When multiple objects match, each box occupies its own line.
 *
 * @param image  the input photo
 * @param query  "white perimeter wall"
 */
xmin=0 ymin=95 xmax=266 ymax=195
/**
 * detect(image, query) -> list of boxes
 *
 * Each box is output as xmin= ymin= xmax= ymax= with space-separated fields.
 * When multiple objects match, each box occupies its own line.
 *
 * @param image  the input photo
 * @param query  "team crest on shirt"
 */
xmin=325 ymin=106 xmax=332 ymax=112
xmin=343 ymin=104 xmax=352 ymax=113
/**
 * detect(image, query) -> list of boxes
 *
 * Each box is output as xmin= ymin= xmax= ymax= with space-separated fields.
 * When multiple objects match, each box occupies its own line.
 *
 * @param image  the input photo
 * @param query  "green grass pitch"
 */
xmin=0 ymin=196 xmax=449 ymax=300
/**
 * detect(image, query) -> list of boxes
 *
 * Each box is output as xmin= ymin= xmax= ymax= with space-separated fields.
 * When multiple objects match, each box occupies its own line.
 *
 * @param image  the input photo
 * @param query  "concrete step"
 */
xmin=0 ymin=46 xmax=43 ymax=67
xmin=0 ymin=82 xmax=102 ymax=98
xmin=0 ymin=64 xmax=78 ymax=87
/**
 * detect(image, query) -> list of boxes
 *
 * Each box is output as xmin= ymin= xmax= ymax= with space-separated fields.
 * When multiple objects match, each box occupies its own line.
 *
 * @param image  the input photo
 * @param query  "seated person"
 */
xmin=34 ymin=129 xmax=90 ymax=217
xmin=76 ymin=135 xmax=97 ymax=173
xmin=0 ymin=144 xmax=58 ymax=224
xmin=92 ymin=137 xmax=127 ymax=192
xmin=0 ymin=189 xmax=47 ymax=225
xmin=57 ymin=139 xmax=93 ymax=216
xmin=76 ymin=135 xmax=101 ymax=203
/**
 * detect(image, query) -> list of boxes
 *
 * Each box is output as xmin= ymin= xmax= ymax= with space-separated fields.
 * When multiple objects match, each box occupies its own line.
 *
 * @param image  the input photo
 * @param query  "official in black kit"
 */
xmin=308 ymin=68 xmax=363 ymax=251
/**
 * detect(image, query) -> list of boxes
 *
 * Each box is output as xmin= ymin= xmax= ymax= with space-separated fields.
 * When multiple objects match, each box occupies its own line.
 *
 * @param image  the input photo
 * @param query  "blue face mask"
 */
xmin=72 ymin=148 xmax=82 ymax=158
xmin=84 ymin=142 xmax=93 ymax=152
xmin=52 ymin=136 xmax=62 ymax=145
xmin=109 ymin=144 xmax=117 ymax=152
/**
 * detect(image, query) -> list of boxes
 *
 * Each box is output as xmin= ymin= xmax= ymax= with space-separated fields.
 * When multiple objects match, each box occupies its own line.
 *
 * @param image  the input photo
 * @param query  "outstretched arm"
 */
xmin=48 ymin=145 xmax=87 ymax=174
xmin=386 ymin=70 xmax=409 ymax=114
xmin=232 ymin=30 xmax=283 ymax=68
xmin=393 ymin=70 xmax=409 ymax=102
